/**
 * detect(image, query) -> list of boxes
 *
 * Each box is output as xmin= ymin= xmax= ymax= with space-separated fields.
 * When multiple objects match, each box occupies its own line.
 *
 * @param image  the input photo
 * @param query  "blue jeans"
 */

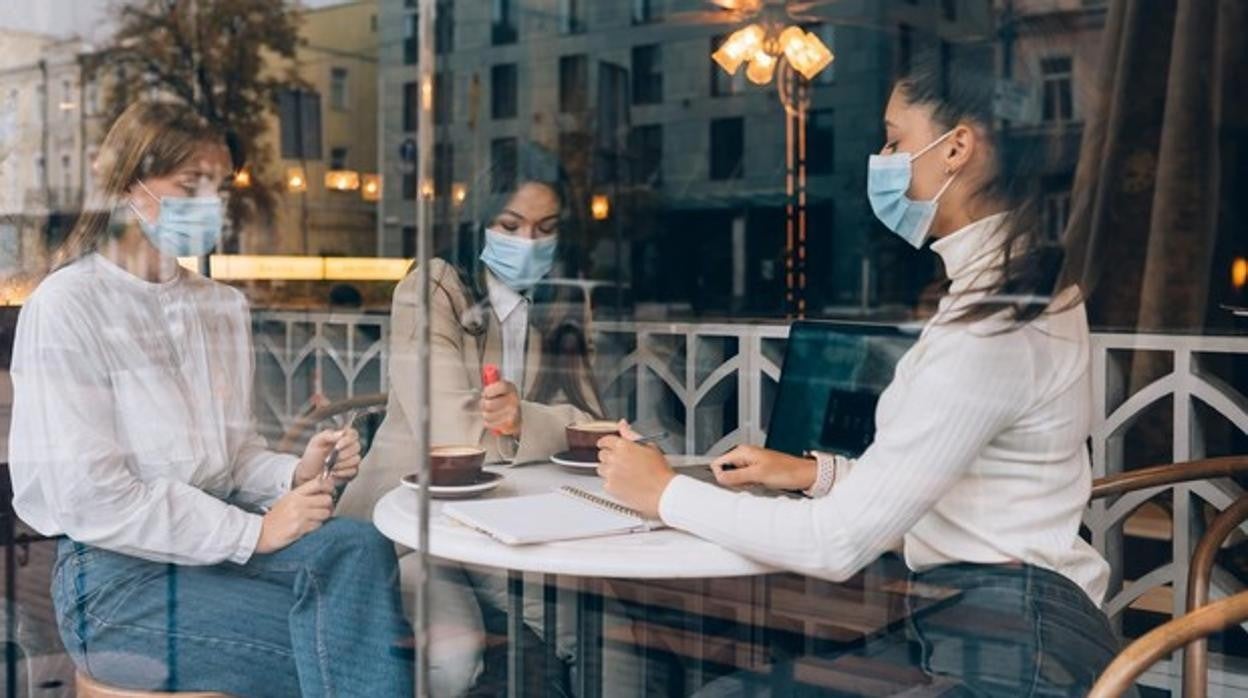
xmin=697 ymin=562 xmax=1132 ymax=697
xmin=52 ymin=518 xmax=414 ymax=697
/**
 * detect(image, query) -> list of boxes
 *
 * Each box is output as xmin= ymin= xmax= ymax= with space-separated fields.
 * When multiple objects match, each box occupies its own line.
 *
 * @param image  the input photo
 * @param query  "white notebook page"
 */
xmin=443 ymin=490 xmax=655 ymax=545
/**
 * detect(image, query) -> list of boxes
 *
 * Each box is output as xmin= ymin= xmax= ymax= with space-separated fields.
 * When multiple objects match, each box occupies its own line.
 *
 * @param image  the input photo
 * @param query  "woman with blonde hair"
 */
xmin=8 ymin=102 xmax=413 ymax=695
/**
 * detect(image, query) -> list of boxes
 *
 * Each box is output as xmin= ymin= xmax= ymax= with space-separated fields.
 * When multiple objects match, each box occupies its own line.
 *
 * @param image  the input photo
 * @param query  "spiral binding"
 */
xmin=559 ymin=486 xmax=643 ymax=521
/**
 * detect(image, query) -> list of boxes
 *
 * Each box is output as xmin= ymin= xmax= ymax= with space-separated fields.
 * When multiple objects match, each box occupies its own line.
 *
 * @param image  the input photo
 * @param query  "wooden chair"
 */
xmin=276 ymin=393 xmax=388 ymax=455
xmin=1083 ymin=455 xmax=1248 ymax=697
xmin=1088 ymin=590 xmax=1248 ymax=698
xmin=75 ymin=671 xmax=228 ymax=698
xmin=1088 ymin=455 xmax=1248 ymax=502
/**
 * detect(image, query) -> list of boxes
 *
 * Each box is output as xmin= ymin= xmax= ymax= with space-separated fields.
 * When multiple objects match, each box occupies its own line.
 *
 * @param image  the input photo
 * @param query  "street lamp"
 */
xmin=591 ymin=194 xmax=610 ymax=221
xmin=710 ymin=22 xmax=834 ymax=87
xmin=286 ymin=167 xmax=307 ymax=193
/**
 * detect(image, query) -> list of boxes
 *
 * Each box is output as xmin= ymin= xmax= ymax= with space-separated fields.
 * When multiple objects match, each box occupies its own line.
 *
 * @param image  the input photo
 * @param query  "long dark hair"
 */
xmin=895 ymin=57 xmax=1076 ymax=327
xmin=427 ymin=142 xmax=603 ymax=417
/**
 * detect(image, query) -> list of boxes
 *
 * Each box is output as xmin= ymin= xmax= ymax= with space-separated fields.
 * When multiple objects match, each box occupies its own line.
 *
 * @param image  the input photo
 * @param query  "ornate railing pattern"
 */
xmin=252 ymin=311 xmax=389 ymax=442
xmin=252 ymin=311 xmax=1248 ymax=631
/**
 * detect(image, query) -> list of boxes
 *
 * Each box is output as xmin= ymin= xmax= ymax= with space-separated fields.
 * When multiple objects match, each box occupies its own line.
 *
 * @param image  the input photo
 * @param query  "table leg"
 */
xmin=576 ymin=578 xmax=603 ymax=698
xmin=508 ymin=570 xmax=525 ymax=698
xmin=543 ymin=575 xmax=559 ymax=687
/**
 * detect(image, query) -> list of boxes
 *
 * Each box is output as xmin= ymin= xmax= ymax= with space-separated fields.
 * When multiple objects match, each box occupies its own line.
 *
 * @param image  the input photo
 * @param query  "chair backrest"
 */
xmin=1088 ymin=590 xmax=1248 ymax=698
xmin=1085 ymin=456 xmax=1248 ymax=698
xmin=276 ymin=393 xmax=388 ymax=455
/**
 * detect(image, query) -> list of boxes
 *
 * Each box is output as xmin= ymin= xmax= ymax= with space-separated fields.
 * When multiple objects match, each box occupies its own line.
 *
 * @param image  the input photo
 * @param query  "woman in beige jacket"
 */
xmin=339 ymin=146 xmax=604 ymax=695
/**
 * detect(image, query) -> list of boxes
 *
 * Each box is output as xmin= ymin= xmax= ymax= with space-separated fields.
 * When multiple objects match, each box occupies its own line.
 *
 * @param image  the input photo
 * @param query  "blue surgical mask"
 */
xmin=867 ymin=129 xmax=958 ymax=248
xmin=129 ymin=181 xmax=224 ymax=257
xmin=479 ymin=227 xmax=558 ymax=292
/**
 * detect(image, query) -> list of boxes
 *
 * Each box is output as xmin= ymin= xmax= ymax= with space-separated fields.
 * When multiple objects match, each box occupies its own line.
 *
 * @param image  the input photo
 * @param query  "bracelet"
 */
xmin=802 ymin=451 xmax=837 ymax=498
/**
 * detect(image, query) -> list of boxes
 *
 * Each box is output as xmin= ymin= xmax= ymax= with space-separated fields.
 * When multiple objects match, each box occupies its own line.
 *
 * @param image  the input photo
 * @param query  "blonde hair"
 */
xmin=54 ymin=102 xmax=226 ymax=269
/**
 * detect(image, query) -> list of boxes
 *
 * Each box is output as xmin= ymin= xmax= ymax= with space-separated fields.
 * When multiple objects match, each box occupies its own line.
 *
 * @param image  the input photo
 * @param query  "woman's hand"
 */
xmin=596 ymin=420 xmax=676 ymax=519
xmin=293 ymin=428 xmax=362 ymax=488
xmin=482 ymin=380 xmax=523 ymax=436
xmin=710 ymin=445 xmax=817 ymax=491
xmin=256 ymin=478 xmax=334 ymax=554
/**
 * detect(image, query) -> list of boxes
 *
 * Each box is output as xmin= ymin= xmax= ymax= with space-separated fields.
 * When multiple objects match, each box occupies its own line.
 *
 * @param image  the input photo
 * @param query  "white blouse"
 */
xmin=9 ymin=254 xmax=296 ymax=565
xmin=485 ymin=270 xmax=530 ymax=388
xmin=659 ymin=213 xmax=1111 ymax=604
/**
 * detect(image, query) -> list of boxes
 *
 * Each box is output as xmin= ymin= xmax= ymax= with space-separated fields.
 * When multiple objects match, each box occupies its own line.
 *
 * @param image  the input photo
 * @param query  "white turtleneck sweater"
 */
xmin=659 ymin=213 xmax=1111 ymax=605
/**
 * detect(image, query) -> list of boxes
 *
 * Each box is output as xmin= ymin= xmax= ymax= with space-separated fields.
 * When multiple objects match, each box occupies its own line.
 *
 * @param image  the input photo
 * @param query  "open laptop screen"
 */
xmin=764 ymin=321 xmax=917 ymax=459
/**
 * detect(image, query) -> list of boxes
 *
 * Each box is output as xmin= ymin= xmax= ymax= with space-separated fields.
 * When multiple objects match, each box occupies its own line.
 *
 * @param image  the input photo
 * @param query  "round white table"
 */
xmin=372 ymin=460 xmax=774 ymax=579
xmin=372 ymin=460 xmax=774 ymax=697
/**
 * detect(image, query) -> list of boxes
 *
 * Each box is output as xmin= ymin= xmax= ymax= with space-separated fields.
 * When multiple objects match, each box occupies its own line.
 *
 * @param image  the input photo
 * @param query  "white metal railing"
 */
xmin=252 ymin=311 xmax=1248 ymax=631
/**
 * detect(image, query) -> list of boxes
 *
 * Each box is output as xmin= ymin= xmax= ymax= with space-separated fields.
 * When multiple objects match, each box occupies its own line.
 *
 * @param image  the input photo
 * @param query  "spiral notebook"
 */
xmin=442 ymin=486 xmax=666 ymax=545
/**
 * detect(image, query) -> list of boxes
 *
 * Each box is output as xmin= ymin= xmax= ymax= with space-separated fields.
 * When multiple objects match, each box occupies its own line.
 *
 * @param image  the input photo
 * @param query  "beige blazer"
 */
xmin=339 ymin=258 xmax=598 ymax=519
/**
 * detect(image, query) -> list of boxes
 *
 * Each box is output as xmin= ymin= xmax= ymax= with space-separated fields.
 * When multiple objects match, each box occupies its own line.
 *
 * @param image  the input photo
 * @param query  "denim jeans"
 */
xmin=52 ymin=518 xmax=414 ymax=697
xmin=697 ymin=563 xmax=1132 ymax=698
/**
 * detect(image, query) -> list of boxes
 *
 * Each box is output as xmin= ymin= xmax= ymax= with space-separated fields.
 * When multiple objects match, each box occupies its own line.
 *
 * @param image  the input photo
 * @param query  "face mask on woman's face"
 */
xmin=479 ymin=227 xmax=558 ymax=293
xmin=129 ymin=180 xmax=225 ymax=257
xmin=866 ymin=128 xmax=957 ymax=248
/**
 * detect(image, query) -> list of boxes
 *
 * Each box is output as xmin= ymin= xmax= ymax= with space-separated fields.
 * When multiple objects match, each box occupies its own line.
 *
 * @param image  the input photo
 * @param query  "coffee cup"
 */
xmin=565 ymin=420 xmax=621 ymax=461
xmin=429 ymin=445 xmax=486 ymax=486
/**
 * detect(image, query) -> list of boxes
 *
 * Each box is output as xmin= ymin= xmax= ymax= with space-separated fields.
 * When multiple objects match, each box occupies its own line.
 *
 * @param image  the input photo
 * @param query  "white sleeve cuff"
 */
xmin=230 ymin=512 xmax=264 ymax=564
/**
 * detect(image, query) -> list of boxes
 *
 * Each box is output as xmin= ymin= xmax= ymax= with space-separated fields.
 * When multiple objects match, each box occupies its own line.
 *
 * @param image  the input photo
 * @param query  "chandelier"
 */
xmin=711 ymin=22 xmax=834 ymax=85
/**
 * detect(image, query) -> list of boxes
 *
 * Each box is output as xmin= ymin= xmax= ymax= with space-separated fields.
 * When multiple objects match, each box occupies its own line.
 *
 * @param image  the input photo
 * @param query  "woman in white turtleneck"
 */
xmin=596 ymin=63 xmax=1126 ymax=695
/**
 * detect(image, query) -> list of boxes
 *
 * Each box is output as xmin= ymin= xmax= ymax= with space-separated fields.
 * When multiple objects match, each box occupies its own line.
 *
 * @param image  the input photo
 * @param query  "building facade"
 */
xmin=259 ymin=0 xmax=381 ymax=257
xmin=376 ymin=0 xmax=992 ymax=319
xmin=0 ymin=29 xmax=103 ymax=278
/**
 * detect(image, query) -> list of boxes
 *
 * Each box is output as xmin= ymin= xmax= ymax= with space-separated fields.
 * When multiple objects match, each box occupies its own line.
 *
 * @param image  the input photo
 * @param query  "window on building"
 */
xmin=34 ymin=84 xmax=44 ymax=121
xmin=277 ymin=89 xmax=322 ymax=159
xmin=61 ymin=79 xmax=72 ymax=107
xmin=435 ymin=0 xmax=454 ymax=54
xmin=435 ymin=71 xmax=453 ymax=125
xmin=330 ymin=67 xmax=349 ymax=111
xmin=370 ymin=14 xmax=378 ymax=32
xmin=709 ymin=117 xmax=744 ymax=180
xmin=1043 ymin=190 xmax=1071 ymax=238
xmin=710 ymin=34 xmax=744 ymax=97
xmin=491 ymin=64 xmax=517 ymax=120
xmin=329 ymin=147 xmax=348 ymax=170
xmin=628 ymin=124 xmax=662 ymax=186
xmin=434 ymin=142 xmax=453 ymax=196
xmin=558 ymin=131 xmax=591 ymax=183
xmin=404 ymin=13 xmax=419 ymax=65
xmin=490 ymin=138 xmax=518 ymax=192
xmin=632 ymin=0 xmax=662 ymax=24
xmin=60 ymin=154 xmax=71 ymax=194
xmin=492 ymin=0 xmax=518 ymax=45
xmin=560 ymin=0 xmax=585 ymax=34
xmin=401 ymin=225 xmax=417 ymax=258
xmin=807 ymin=109 xmax=834 ymax=175
xmin=898 ymin=23 xmax=913 ymax=76
xmin=559 ymin=55 xmax=588 ymax=113
xmin=402 ymin=173 xmax=417 ymax=200
xmin=85 ymin=81 xmax=98 ymax=115
xmin=632 ymin=45 xmax=663 ymax=105
xmin=403 ymin=81 xmax=419 ymax=132
xmin=942 ymin=0 xmax=958 ymax=21
xmin=1041 ymin=56 xmax=1074 ymax=124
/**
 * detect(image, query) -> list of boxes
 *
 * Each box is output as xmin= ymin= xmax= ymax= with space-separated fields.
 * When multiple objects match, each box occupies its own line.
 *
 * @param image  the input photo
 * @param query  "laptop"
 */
xmin=764 ymin=320 xmax=918 ymax=459
xmin=683 ymin=321 xmax=917 ymax=485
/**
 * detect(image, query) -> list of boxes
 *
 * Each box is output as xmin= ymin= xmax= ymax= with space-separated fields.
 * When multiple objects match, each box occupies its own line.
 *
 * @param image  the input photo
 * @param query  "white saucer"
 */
xmin=550 ymin=450 xmax=600 ymax=472
xmin=400 ymin=470 xmax=504 ymax=499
